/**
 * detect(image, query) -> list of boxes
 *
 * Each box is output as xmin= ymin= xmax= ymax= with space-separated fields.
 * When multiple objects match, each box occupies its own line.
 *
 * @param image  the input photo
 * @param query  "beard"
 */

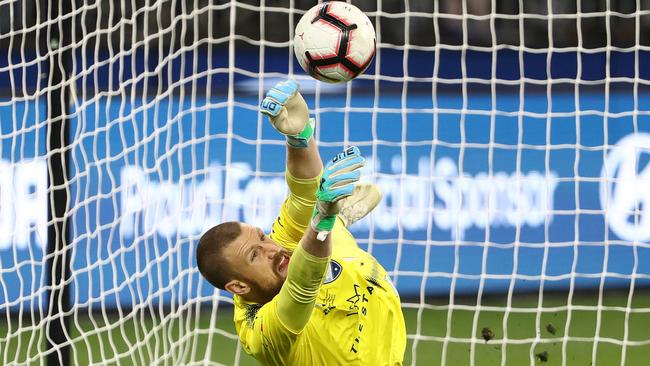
xmin=251 ymin=252 xmax=288 ymax=304
xmin=251 ymin=276 xmax=285 ymax=304
xmin=241 ymin=247 xmax=291 ymax=304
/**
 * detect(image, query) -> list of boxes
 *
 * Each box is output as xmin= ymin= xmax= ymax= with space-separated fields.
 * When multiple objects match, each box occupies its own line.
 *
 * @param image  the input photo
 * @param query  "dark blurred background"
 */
xmin=2 ymin=0 xmax=649 ymax=99
xmin=0 ymin=0 xmax=647 ymax=51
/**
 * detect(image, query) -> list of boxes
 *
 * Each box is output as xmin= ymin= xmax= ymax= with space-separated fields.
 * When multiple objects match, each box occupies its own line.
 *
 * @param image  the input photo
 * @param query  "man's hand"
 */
xmin=311 ymin=146 xmax=365 ymax=240
xmin=338 ymin=183 xmax=382 ymax=227
xmin=260 ymin=79 xmax=314 ymax=148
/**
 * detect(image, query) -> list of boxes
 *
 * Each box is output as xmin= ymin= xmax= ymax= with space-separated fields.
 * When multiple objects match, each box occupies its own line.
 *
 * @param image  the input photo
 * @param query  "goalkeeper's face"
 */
xmin=223 ymin=223 xmax=291 ymax=304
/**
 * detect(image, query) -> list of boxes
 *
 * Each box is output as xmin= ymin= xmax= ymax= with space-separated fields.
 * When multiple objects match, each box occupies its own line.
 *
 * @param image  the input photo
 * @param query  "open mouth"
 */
xmin=277 ymin=254 xmax=290 ymax=274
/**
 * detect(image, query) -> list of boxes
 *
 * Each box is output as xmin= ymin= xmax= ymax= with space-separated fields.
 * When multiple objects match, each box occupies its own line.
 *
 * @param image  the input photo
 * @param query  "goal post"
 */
xmin=1 ymin=0 xmax=650 ymax=365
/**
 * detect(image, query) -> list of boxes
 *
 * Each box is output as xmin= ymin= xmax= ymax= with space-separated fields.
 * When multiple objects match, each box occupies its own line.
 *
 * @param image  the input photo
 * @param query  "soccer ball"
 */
xmin=294 ymin=2 xmax=376 ymax=83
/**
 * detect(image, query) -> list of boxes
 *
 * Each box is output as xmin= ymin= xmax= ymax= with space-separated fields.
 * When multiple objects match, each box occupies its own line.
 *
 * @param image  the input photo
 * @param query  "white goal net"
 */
xmin=1 ymin=0 xmax=649 ymax=365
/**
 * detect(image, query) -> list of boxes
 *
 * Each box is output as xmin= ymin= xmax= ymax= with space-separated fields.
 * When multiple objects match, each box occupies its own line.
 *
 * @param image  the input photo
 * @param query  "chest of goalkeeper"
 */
xmin=196 ymin=80 xmax=406 ymax=365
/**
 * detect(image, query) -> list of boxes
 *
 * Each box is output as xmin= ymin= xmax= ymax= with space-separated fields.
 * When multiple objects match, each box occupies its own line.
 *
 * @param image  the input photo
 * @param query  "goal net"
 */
xmin=1 ymin=0 xmax=649 ymax=365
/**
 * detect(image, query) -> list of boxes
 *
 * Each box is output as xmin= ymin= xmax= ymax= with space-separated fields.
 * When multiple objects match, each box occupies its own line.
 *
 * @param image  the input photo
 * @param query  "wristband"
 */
xmin=310 ymin=208 xmax=336 ymax=241
xmin=286 ymin=118 xmax=315 ymax=149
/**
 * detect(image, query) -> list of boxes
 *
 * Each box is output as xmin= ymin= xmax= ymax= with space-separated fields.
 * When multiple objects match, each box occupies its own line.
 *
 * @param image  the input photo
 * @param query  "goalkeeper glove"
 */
xmin=338 ymin=183 xmax=382 ymax=227
xmin=311 ymin=146 xmax=365 ymax=241
xmin=260 ymin=79 xmax=314 ymax=148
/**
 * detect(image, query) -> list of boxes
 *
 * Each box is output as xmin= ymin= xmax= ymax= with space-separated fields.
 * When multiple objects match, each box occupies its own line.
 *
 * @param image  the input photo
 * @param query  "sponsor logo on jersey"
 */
xmin=324 ymin=259 xmax=342 ymax=284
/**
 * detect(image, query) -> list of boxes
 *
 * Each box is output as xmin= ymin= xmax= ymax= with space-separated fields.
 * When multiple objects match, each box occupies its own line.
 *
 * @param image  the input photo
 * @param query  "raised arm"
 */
xmin=260 ymin=79 xmax=322 ymax=180
xmin=259 ymin=80 xmax=382 ymax=251
xmin=275 ymin=147 xmax=365 ymax=333
xmin=260 ymin=80 xmax=323 ymax=247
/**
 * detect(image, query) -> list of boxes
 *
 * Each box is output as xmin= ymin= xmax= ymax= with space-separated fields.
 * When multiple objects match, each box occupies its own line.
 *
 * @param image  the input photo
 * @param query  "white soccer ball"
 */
xmin=294 ymin=2 xmax=376 ymax=83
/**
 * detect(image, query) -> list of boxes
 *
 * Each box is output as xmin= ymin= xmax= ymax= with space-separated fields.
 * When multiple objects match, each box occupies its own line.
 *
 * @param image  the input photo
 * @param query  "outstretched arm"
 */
xmin=286 ymin=138 xmax=322 ymax=180
xmin=261 ymin=80 xmax=323 ymax=247
xmin=260 ymin=79 xmax=322 ymax=180
xmin=276 ymin=147 xmax=365 ymax=333
xmin=260 ymin=81 xmax=380 ymax=248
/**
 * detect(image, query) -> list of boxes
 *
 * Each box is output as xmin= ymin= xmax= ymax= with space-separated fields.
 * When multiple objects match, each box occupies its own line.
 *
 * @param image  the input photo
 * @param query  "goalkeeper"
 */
xmin=196 ymin=80 xmax=406 ymax=365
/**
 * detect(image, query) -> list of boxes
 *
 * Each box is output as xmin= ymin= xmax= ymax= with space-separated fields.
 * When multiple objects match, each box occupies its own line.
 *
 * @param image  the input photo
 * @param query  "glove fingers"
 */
xmin=266 ymin=89 xmax=290 ymax=105
xmin=338 ymin=184 xmax=383 ymax=227
xmin=260 ymin=80 xmax=300 ymax=117
xmin=325 ymin=184 xmax=355 ymax=203
xmin=326 ymin=147 xmax=365 ymax=173
xmin=325 ymin=170 xmax=361 ymax=189
xmin=329 ymin=146 xmax=360 ymax=165
xmin=328 ymin=157 xmax=365 ymax=177
xmin=315 ymin=146 xmax=367 ymax=223
xmin=260 ymin=96 xmax=283 ymax=117
xmin=273 ymin=80 xmax=299 ymax=96
xmin=266 ymin=80 xmax=298 ymax=104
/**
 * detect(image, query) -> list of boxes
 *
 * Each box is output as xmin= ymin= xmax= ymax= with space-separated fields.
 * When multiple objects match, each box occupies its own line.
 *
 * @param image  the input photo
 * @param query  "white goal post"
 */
xmin=0 ymin=0 xmax=649 ymax=365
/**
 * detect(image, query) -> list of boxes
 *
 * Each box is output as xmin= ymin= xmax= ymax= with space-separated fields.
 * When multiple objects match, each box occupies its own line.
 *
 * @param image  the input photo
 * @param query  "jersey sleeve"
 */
xmin=236 ymin=245 xmax=329 ymax=364
xmin=275 ymin=244 xmax=329 ymax=332
xmin=269 ymin=169 xmax=321 ymax=251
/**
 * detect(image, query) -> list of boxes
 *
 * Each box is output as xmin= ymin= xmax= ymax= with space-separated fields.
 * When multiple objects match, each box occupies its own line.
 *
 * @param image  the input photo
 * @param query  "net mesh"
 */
xmin=1 ymin=0 xmax=650 ymax=365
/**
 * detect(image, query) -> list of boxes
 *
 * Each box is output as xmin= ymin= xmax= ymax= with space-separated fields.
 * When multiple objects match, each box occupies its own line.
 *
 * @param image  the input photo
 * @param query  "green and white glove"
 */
xmin=260 ymin=79 xmax=314 ymax=148
xmin=311 ymin=146 xmax=366 ymax=241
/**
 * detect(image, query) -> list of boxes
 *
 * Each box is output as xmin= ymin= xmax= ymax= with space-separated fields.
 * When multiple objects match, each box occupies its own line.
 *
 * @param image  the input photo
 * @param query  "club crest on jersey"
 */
xmin=324 ymin=260 xmax=342 ymax=284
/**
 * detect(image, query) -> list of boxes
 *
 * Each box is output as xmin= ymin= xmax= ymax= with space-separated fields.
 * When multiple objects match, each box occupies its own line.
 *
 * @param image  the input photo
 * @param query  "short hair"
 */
xmin=196 ymin=221 xmax=242 ymax=289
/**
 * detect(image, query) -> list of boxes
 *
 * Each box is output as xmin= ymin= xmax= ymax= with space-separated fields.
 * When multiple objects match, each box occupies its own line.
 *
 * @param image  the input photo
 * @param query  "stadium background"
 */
xmin=1 ymin=0 xmax=649 ymax=365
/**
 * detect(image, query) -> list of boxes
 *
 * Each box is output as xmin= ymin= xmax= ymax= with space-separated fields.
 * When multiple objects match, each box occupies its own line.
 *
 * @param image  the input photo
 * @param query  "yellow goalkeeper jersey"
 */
xmin=233 ymin=170 xmax=406 ymax=366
